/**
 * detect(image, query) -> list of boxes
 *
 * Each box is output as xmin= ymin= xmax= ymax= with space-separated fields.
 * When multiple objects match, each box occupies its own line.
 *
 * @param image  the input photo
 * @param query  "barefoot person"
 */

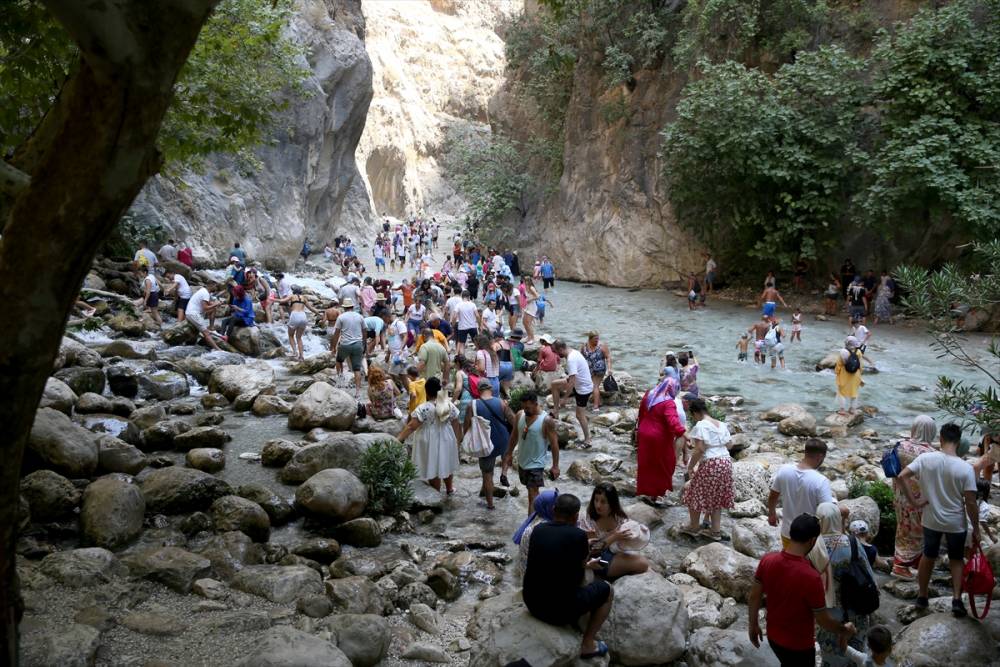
xmin=329 ymin=298 xmax=365 ymax=396
xmin=286 ymin=292 xmax=321 ymax=362
xmin=580 ymin=331 xmax=611 ymax=412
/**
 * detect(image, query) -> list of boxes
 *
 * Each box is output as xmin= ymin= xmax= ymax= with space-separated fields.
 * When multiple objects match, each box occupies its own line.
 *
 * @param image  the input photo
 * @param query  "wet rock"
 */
xmin=839 ymin=495 xmax=880 ymax=536
xmin=40 ymin=547 xmax=124 ymax=587
xmin=58 ymin=337 xmax=104 ymax=368
xmin=281 ymin=433 xmax=398 ymax=482
xmin=605 ymin=571 xmax=687 ymax=665
xmin=253 ymin=394 xmax=292 ymax=416
xmin=567 ymin=459 xmax=595 ymax=484
xmin=231 ymin=564 xmax=323 ymax=603
xmin=682 ymin=542 xmax=759 ymax=602
xmin=409 ymin=602 xmax=441 ymax=634
xmin=732 ymin=518 xmax=782 ymax=559
xmin=54 ymin=366 xmax=106 ymax=396
xmin=466 ymin=590 xmax=585 ymax=667
xmin=731 ymin=461 xmax=770 ymax=504
xmin=824 ymin=411 xmax=865 ymax=428
xmin=201 ymin=392 xmax=230 ymax=409
xmin=397 ymin=581 xmax=438 ymax=610
xmin=20 ymin=470 xmax=80 ymax=521
xmin=190 ymin=530 xmax=256 ymax=581
xmin=108 ymin=313 xmax=146 ymax=337
xmin=121 ymin=546 xmax=211 ymax=593
xmin=325 ymin=575 xmax=383 ymax=615
xmin=173 ymin=426 xmax=231 ymax=451
xmin=402 ymin=642 xmax=450 ymax=662
xmin=186 ymin=447 xmax=225 ymax=473
xmin=409 ymin=479 xmax=445 ymax=512
xmin=131 ymin=404 xmax=168 ymax=430
xmin=208 ymin=362 xmax=275 ymax=401
xmin=229 ymin=326 xmax=262 ymax=356
xmin=141 ymin=467 xmax=233 ymax=514
xmin=297 ymin=594 xmax=334 ymax=618
xmin=162 ymin=321 xmax=199 ymax=345
xmin=261 ymin=439 xmax=301 ymax=467
xmin=177 ymin=351 xmax=245 ymax=385
xmin=81 ymin=475 xmax=145 ymax=550
xmin=334 ymin=517 xmax=382 ymax=548
xmin=591 ymin=453 xmax=623 ymax=475
xmin=426 ymin=568 xmax=461 ymax=601
xmin=288 ymin=381 xmax=357 ymax=431
xmin=28 ymin=407 xmax=98 ymax=477
xmin=687 ymin=627 xmax=779 ymax=667
xmin=138 ymin=369 xmax=189 ymax=400
xmin=140 ymin=419 xmax=191 ymax=451
xmin=193 ymin=578 xmax=228 ymax=599
xmin=624 ymin=502 xmax=662 ymax=528
xmin=760 ymin=403 xmax=810 ymax=422
xmin=237 ymin=626 xmax=350 ymax=667
xmin=294 ymin=468 xmax=367 ymax=521
xmin=40 ymin=377 xmax=77 ymax=414
xmin=893 ymin=612 xmax=995 ymax=665
xmin=237 ymin=483 xmax=295 ymax=526
xmin=329 ymin=554 xmax=386 ymax=580
xmin=179 ymin=512 xmax=213 ymax=535
xmin=326 ymin=613 xmax=391 ymax=666
xmin=210 ymin=495 xmax=271 ymax=542
xmin=82 ymin=413 xmax=141 ymax=445
xmin=74 ymin=392 xmax=113 ymax=414
xmin=778 ymin=413 xmax=817 ymax=436
xmin=32 ymin=622 xmax=101 ymax=667
xmin=101 ymin=339 xmax=157 ymax=360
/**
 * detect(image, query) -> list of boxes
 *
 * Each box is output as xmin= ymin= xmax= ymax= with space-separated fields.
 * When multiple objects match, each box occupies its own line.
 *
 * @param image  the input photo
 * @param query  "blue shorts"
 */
xmin=499 ymin=361 xmax=514 ymax=381
xmin=375 ymin=258 xmax=385 ymax=267
xmin=763 ymin=301 xmax=776 ymax=317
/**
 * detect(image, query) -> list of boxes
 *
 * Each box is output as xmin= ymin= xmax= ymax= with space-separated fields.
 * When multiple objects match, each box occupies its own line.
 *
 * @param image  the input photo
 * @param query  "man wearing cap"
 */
xmin=453 ymin=290 xmax=481 ymax=356
xmin=329 ymin=298 xmax=366 ymax=396
xmin=749 ymin=514 xmax=856 ymax=666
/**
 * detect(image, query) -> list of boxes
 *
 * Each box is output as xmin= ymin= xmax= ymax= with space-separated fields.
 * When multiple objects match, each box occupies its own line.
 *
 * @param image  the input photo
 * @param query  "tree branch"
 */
xmin=0 ymin=161 xmax=30 ymax=197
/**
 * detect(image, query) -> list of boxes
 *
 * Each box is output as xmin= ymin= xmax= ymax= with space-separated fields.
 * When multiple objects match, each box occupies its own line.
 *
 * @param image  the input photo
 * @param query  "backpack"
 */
xmin=843 ymin=350 xmax=861 ymax=373
xmin=764 ymin=325 xmax=778 ymax=346
xmin=880 ymin=442 xmax=902 ymax=478
xmin=840 ymin=536 xmax=880 ymax=616
xmin=466 ymin=373 xmax=482 ymax=399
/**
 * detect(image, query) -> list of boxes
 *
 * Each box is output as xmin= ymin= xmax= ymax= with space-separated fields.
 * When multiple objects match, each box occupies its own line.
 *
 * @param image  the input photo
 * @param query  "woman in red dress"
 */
xmin=635 ymin=369 xmax=687 ymax=505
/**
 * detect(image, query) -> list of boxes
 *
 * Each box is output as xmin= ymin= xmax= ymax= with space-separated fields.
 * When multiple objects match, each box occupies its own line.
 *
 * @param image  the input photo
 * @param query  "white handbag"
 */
xmin=462 ymin=400 xmax=494 ymax=458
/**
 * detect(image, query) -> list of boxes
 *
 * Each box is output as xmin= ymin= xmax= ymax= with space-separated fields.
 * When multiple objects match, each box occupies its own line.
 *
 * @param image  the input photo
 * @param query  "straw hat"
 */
xmin=341 ymin=298 xmax=355 ymax=308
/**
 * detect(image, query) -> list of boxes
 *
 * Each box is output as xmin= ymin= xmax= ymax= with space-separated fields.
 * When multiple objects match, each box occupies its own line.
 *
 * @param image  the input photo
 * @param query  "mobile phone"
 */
xmin=597 ymin=559 xmax=609 ymax=567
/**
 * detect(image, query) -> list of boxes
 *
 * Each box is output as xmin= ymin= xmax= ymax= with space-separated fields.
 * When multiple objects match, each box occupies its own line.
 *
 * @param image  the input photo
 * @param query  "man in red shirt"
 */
xmin=748 ymin=514 xmax=856 ymax=666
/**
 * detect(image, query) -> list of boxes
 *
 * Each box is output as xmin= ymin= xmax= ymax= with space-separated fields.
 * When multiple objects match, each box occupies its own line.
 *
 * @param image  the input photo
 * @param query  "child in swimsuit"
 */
xmin=736 ymin=333 xmax=750 ymax=362
xmin=791 ymin=308 xmax=803 ymax=342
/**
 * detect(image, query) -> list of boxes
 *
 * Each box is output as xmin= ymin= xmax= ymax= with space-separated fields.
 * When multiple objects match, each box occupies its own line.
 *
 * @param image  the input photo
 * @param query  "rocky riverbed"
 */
xmin=15 ymin=257 xmax=1000 ymax=666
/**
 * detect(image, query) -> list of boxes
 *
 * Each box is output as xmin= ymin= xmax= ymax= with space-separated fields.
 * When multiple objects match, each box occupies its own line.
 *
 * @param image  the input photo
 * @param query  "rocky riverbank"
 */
xmin=15 ymin=258 xmax=1000 ymax=666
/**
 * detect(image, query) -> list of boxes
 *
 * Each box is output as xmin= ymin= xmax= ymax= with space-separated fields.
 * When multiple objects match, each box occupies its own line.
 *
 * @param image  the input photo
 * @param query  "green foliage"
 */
xmin=661 ymin=46 xmax=867 ymax=271
xmin=0 ymin=0 xmax=308 ymax=170
xmin=848 ymin=478 xmax=896 ymax=553
xmin=359 ymin=439 xmax=417 ymax=516
xmin=101 ymin=212 xmax=168 ymax=260
xmin=446 ymin=133 xmax=534 ymax=233
xmin=863 ymin=0 xmax=1000 ymax=237
xmin=508 ymin=387 xmax=530 ymax=413
xmin=895 ymin=241 xmax=1000 ymax=434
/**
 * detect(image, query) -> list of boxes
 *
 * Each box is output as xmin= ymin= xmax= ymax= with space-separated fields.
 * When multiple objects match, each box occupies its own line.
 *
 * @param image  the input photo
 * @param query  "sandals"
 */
xmin=678 ymin=526 xmax=700 ymax=538
xmin=699 ymin=529 xmax=730 ymax=542
xmin=638 ymin=496 xmax=663 ymax=508
xmin=577 ymin=441 xmax=593 ymax=450
xmin=580 ymin=640 xmax=609 ymax=660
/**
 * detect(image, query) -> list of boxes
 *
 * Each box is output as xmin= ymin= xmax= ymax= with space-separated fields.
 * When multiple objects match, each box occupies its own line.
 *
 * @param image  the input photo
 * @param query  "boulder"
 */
xmin=210 ymin=495 xmax=271 ymax=542
xmin=40 ymin=548 xmax=124 ymax=587
xmin=824 ymin=411 xmax=865 ymax=428
xmin=236 ymin=483 xmax=295 ymax=526
xmin=96 ymin=435 xmax=147 ymax=475
xmin=162 ymin=321 xmax=199 ymax=345
xmin=201 ymin=393 xmax=230 ymax=409
xmin=778 ymin=413 xmax=817 ymax=436
xmin=229 ymin=326 xmax=262 ymax=356
xmin=334 ymin=517 xmax=382 ymax=548
xmin=58 ymin=337 xmax=104 ymax=368
xmin=668 ymin=573 xmax=739 ymax=630
xmin=893 ymin=612 xmax=996 ymax=666
xmin=730 ymin=498 xmax=767 ymax=519
xmin=604 ymin=572 xmax=687 ymax=665
xmin=261 ymin=439 xmax=302 ymax=467
xmin=682 ymin=542 xmax=759 ymax=602
xmin=208 ymin=362 xmax=275 ymax=401
xmin=252 ymin=394 xmax=292 ymax=416
xmin=732 ymin=461 xmax=770 ymax=504
xmin=325 ymin=613 xmax=390 ymax=666
xmin=108 ymin=313 xmax=145 ymax=337
xmin=54 ymin=366 xmax=106 ymax=396
xmin=20 ymin=470 xmax=80 ymax=521
xmin=121 ymin=546 xmax=211 ymax=593
xmin=30 ymin=623 xmax=101 ymax=667
xmin=839 ymin=495 xmax=880 ymax=536
xmin=467 ymin=591 xmax=585 ymax=667
xmin=687 ymin=627 xmax=780 ymax=667
xmin=295 ymin=469 xmax=367 ymax=522
xmin=190 ymin=530 xmax=256 ymax=581
xmin=281 ymin=433 xmax=396 ymax=482
xmin=75 ymin=392 xmax=113 ymax=414
xmin=624 ymin=502 xmax=663 ymax=529
xmin=409 ymin=479 xmax=445 ymax=512
xmin=140 ymin=419 xmax=191 ymax=451
xmin=732 ymin=518 xmax=782 ymax=559
xmin=105 ymin=365 xmax=139 ymax=398
xmin=81 ymin=413 xmax=140 ymax=445
xmin=140 ymin=466 xmax=233 ymax=514
xmin=401 ymin=643 xmax=450 ymax=662
xmin=101 ymin=339 xmax=157 ymax=360
xmin=130 ymin=404 xmax=167 ymax=430
xmin=760 ymin=404 xmax=810 ymax=422
xmin=138 ymin=369 xmax=190 ymax=400
xmin=325 ymin=575 xmax=383 ymax=615
xmin=27 ymin=407 xmax=98 ymax=477
xmin=288 ymin=382 xmax=357 ymax=431
xmin=177 ymin=351 xmax=244 ymax=385
xmin=409 ymin=601 xmax=441 ymax=634
xmin=40 ymin=377 xmax=77 ymax=414
xmin=81 ymin=475 xmax=145 ymax=550
xmin=237 ymin=626 xmax=351 ymax=667
xmin=173 ymin=426 xmax=231 ymax=451
xmin=231 ymin=564 xmax=323 ymax=603
xmin=186 ymin=447 xmax=225 ymax=473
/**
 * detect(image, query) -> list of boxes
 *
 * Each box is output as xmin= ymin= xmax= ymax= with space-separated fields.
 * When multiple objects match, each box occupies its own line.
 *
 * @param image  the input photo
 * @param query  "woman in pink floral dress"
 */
xmin=891 ymin=415 xmax=937 ymax=579
xmin=680 ymin=398 xmax=734 ymax=541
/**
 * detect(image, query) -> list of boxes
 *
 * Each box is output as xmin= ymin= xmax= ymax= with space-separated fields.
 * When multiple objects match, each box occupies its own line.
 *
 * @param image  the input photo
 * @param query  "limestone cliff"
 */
xmin=129 ymin=0 xmax=374 ymax=267
xmin=356 ymin=0 xmax=520 ymax=219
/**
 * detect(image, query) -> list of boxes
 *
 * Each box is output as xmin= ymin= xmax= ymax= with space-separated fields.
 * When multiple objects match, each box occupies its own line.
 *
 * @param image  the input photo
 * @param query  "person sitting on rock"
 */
xmin=523 ymin=493 xmax=613 ymax=660
xmin=579 ymin=482 xmax=650 ymax=580
xmin=221 ymin=285 xmax=255 ymax=339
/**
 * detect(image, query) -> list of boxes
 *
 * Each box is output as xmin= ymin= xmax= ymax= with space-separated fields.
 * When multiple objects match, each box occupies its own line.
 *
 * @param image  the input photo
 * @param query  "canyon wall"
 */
xmin=129 ymin=0 xmax=374 ymax=267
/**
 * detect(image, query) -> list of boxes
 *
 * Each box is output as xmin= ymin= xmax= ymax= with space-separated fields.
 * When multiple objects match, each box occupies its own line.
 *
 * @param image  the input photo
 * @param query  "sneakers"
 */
xmin=952 ymin=598 xmax=967 ymax=618
xmin=915 ymin=596 xmax=929 ymax=609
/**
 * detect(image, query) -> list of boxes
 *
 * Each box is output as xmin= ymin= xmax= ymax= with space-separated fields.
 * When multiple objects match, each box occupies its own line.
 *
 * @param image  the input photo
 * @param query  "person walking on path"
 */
xmin=138 ymin=265 xmax=162 ymax=328
xmin=749 ymin=514 xmax=857 ymax=667
xmin=452 ymin=290 xmax=481 ymax=356
xmin=891 ymin=415 xmax=937 ymax=580
xmin=522 ymin=494 xmax=614 ymax=660
xmin=580 ymin=331 xmax=611 ymax=412
xmin=329 ymin=298 xmax=365 ymax=396
xmin=474 ymin=333 xmax=501 ymax=396
xmin=846 ymin=277 xmax=867 ymax=324
xmin=825 ymin=274 xmax=842 ymax=316
xmin=465 ymin=380 xmax=515 ymax=511
xmin=521 ymin=277 xmax=541 ymax=344
xmin=635 ymin=370 xmax=687 ymax=506
xmin=873 ymin=270 xmax=894 ymax=324
xmin=679 ymin=398 xmax=735 ymax=541
xmin=768 ymin=439 xmax=834 ymax=549
xmin=416 ymin=327 xmax=449 ymax=384
xmin=835 ymin=336 xmax=864 ymax=415
xmin=555 ymin=340 xmax=594 ymax=448
xmin=896 ymin=422 xmax=978 ymax=617
xmin=759 ymin=283 xmax=788 ymax=318
xmin=504 ymin=390 xmax=560 ymax=512
xmin=396 ymin=377 xmax=462 ymax=495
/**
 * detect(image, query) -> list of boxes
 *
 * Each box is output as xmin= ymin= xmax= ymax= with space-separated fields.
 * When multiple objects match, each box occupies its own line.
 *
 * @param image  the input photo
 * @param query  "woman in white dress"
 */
xmin=397 ymin=377 xmax=462 ymax=494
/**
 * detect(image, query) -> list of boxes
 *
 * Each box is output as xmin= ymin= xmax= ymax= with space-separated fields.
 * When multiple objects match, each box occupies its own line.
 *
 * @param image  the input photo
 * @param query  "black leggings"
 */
xmin=768 ymin=640 xmax=815 ymax=667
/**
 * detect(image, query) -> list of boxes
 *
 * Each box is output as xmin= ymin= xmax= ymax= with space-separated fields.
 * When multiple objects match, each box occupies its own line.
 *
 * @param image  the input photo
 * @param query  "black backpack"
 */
xmin=840 ymin=536 xmax=879 ymax=616
xmin=843 ymin=350 xmax=861 ymax=373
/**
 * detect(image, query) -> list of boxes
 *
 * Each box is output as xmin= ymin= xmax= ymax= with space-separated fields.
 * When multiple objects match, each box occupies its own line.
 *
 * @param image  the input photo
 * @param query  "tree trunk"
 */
xmin=0 ymin=2 xmax=219 ymax=664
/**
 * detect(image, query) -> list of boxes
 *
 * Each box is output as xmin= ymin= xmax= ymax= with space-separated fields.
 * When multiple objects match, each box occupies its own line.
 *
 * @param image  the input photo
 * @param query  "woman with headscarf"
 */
xmin=891 ymin=415 xmax=937 ymax=579
xmin=815 ymin=501 xmax=875 ymax=666
xmin=835 ymin=336 xmax=864 ymax=414
xmin=807 ymin=502 xmax=841 ymax=610
xmin=634 ymin=368 xmax=687 ymax=506
xmin=513 ymin=488 xmax=558 ymax=579
xmin=397 ymin=377 xmax=462 ymax=495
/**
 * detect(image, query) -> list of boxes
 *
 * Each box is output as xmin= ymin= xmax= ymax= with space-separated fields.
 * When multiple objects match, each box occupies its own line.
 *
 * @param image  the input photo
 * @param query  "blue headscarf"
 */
xmin=512 ymin=488 xmax=559 ymax=545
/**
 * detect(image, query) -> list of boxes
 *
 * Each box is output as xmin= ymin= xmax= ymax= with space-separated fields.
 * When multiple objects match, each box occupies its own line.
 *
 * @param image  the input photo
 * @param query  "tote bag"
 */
xmin=461 ymin=400 xmax=493 ymax=458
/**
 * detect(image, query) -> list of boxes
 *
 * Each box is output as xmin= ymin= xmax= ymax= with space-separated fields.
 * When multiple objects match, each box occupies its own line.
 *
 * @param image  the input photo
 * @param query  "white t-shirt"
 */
xmin=853 ymin=324 xmax=870 ymax=344
xmin=173 ymin=274 xmax=191 ymax=299
xmin=159 ymin=244 xmax=177 ymax=262
xmin=406 ymin=304 xmax=426 ymax=322
xmin=907 ymin=451 xmax=976 ymax=533
xmin=186 ymin=287 xmax=211 ymax=316
xmin=338 ymin=283 xmax=360 ymax=305
xmin=445 ymin=295 xmax=462 ymax=319
xmin=481 ymin=308 xmax=498 ymax=333
xmin=689 ymin=419 xmax=731 ymax=460
xmin=387 ymin=319 xmax=407 ymax=353
xmin=706 ymin=258 xmax=717 ymax=274
xmin=565 ymin=349 xmax=595 ymax=394
xmin=455 ymin=301 xmax=479 ymax=330
xmin=143 ymin=274 xmax=159 ymax=294
xmin=770 ymin=464 xmax=834 ymax=538
xmin=333 ymin=310 xmax=365 ymax=346
xmin=277 ymin=278 xmax=292 ymax=299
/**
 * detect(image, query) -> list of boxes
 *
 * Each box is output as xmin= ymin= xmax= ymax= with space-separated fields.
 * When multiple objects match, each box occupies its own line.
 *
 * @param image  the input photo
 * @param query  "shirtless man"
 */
xmin=748 ymin=316 xmax=771 ymax=364
xmin=758 ymin=284 xmax=788 ymax=319
xmin=321 ymin=300 xmax=342 ymax=331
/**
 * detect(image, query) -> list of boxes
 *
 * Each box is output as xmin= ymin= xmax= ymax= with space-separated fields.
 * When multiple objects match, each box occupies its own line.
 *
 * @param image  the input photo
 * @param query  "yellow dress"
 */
xmin=834 ymin=350 xmax=863 ymax=398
